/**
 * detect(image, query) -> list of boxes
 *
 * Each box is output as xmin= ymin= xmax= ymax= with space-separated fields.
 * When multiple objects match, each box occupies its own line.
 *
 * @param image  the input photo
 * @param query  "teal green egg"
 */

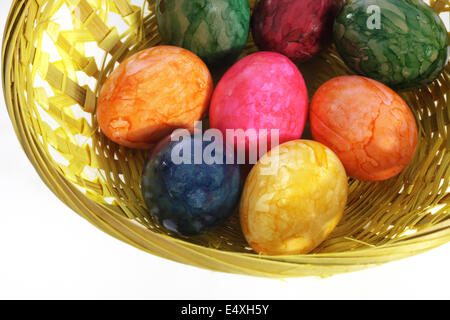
xmin=333 ymin=0 xmax=449 ymax=90
xmin=156 ymin=0 xmax=250 ymax=67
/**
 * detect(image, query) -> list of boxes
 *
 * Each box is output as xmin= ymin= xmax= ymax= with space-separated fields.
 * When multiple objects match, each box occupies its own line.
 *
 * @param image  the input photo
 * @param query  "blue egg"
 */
xmin=141 ymin=133 xmax=241 ymax=236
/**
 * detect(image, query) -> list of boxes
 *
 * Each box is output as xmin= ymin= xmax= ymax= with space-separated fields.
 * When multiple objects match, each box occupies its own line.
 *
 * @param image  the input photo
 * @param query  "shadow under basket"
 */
xmin=2 ymin=0 xmax=450 ymax=278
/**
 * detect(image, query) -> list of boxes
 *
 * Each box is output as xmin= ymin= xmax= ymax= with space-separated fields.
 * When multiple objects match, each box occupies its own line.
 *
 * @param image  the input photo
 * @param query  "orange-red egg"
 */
xmin=97 ymin=46 xmax=213 ymax=149
xmin=310 ymin=76 xmax=418 ymax=181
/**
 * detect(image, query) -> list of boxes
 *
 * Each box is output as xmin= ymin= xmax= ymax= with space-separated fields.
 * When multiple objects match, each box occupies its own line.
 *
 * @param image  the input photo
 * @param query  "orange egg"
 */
xmin=310 ymin=76 xmax=418 ymax=181
xmin=97 ymin=46 xmax=213 ymax=149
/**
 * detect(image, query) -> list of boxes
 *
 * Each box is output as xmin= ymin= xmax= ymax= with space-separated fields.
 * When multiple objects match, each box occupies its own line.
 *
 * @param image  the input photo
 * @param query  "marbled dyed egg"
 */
xmin=141 ymin=132 xmax=241 ymax=236
xmin=310 ymin=76 xmax=418 ymax=181
xmin=240 ymin=140 xmax=348 ymax=255
xmin=251 ymin=0 xmax=338 ymax=63
xmin=156 ymin=0 xmax=250 ymax=66
xmin=334 ymin=0 xmax=449 ymax=90
xmin=97 ymin=46 xmax=212 ymax=149
xmin=209 ymin=52 xmax=308 ymax=158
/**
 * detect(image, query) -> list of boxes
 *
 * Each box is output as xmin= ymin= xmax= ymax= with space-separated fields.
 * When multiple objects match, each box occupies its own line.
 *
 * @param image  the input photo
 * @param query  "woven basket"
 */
xmin=2 ymin=0 xmax=450 ymax=278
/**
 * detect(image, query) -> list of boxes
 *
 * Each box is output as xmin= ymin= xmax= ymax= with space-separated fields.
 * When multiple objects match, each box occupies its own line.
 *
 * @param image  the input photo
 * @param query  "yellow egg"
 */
xmin=240 ymin=140 xmax=348 ymax=255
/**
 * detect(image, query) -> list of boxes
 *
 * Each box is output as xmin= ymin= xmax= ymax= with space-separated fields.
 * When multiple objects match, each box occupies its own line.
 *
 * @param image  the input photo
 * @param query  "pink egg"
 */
xmin=209 ymin=52 xmax=308 ymax=159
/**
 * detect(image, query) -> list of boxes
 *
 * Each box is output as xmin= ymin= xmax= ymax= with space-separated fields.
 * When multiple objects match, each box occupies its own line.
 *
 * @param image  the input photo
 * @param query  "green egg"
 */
xmin=333 ymin=0 xmax=449 ymax=90
xmin=156 ymin=0 xmax=250 ymax=67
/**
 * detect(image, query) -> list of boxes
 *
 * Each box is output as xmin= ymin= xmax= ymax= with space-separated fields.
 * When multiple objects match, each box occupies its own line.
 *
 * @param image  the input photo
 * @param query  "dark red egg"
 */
xmin=251 ymin=0 xmax=338 ymax=63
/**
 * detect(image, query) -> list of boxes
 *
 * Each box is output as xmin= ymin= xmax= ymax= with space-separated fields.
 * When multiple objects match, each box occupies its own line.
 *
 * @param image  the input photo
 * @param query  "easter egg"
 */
xmin=251 ymin=0 xmax=338 ymax=63
xmin=310 ymin=76 xmax=418 ymax=182
xmin=156 ymin=0 xmax=250 ymax=66
xmin=334 ymin=0 xmax=449 ymax=90
xmin=97 ymin=46 xmax=212 ymax=149
xmin=209 ymin=52 xmax=308 ymax=159
xmin=141 ymin=132 xmax=241 ymax=236
xmin=240 ymin=140 xmax=348 ymax=255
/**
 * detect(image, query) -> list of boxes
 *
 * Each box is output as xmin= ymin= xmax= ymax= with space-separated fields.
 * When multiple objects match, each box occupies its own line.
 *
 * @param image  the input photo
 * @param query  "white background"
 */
xmin=0 ymin=0 xmax=449 ymax=300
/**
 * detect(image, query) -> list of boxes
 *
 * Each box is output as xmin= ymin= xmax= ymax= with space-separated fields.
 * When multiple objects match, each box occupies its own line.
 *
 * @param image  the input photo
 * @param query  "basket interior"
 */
xmin=4 ymin=0 xmax=450 ymax=257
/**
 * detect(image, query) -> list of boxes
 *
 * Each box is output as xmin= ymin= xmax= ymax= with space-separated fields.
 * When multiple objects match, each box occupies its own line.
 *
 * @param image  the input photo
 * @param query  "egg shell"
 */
xmin=156 ymin=0 xmax=250 ymax=67
xmin=310 ymin=76 xmax=418 ymax=181
xmin=141 ymin=133 xmax=241 ymax=236
xmin=97 ymin=46 xmax=213 ymax=149
xmin=209 ymin=51 xmax=309 ymax=156
xmin=334 ymin=0 xmax=449 ymax=90
xmin=240 ymin=140 xmax=348 ymax=255
xmin=251 ymin=0 xmax=338 ymax=63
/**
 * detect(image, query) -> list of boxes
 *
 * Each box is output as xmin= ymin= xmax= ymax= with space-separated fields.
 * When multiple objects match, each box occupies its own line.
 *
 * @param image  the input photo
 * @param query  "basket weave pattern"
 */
xmin=2 ymin=0 xmax=450 ymax=277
